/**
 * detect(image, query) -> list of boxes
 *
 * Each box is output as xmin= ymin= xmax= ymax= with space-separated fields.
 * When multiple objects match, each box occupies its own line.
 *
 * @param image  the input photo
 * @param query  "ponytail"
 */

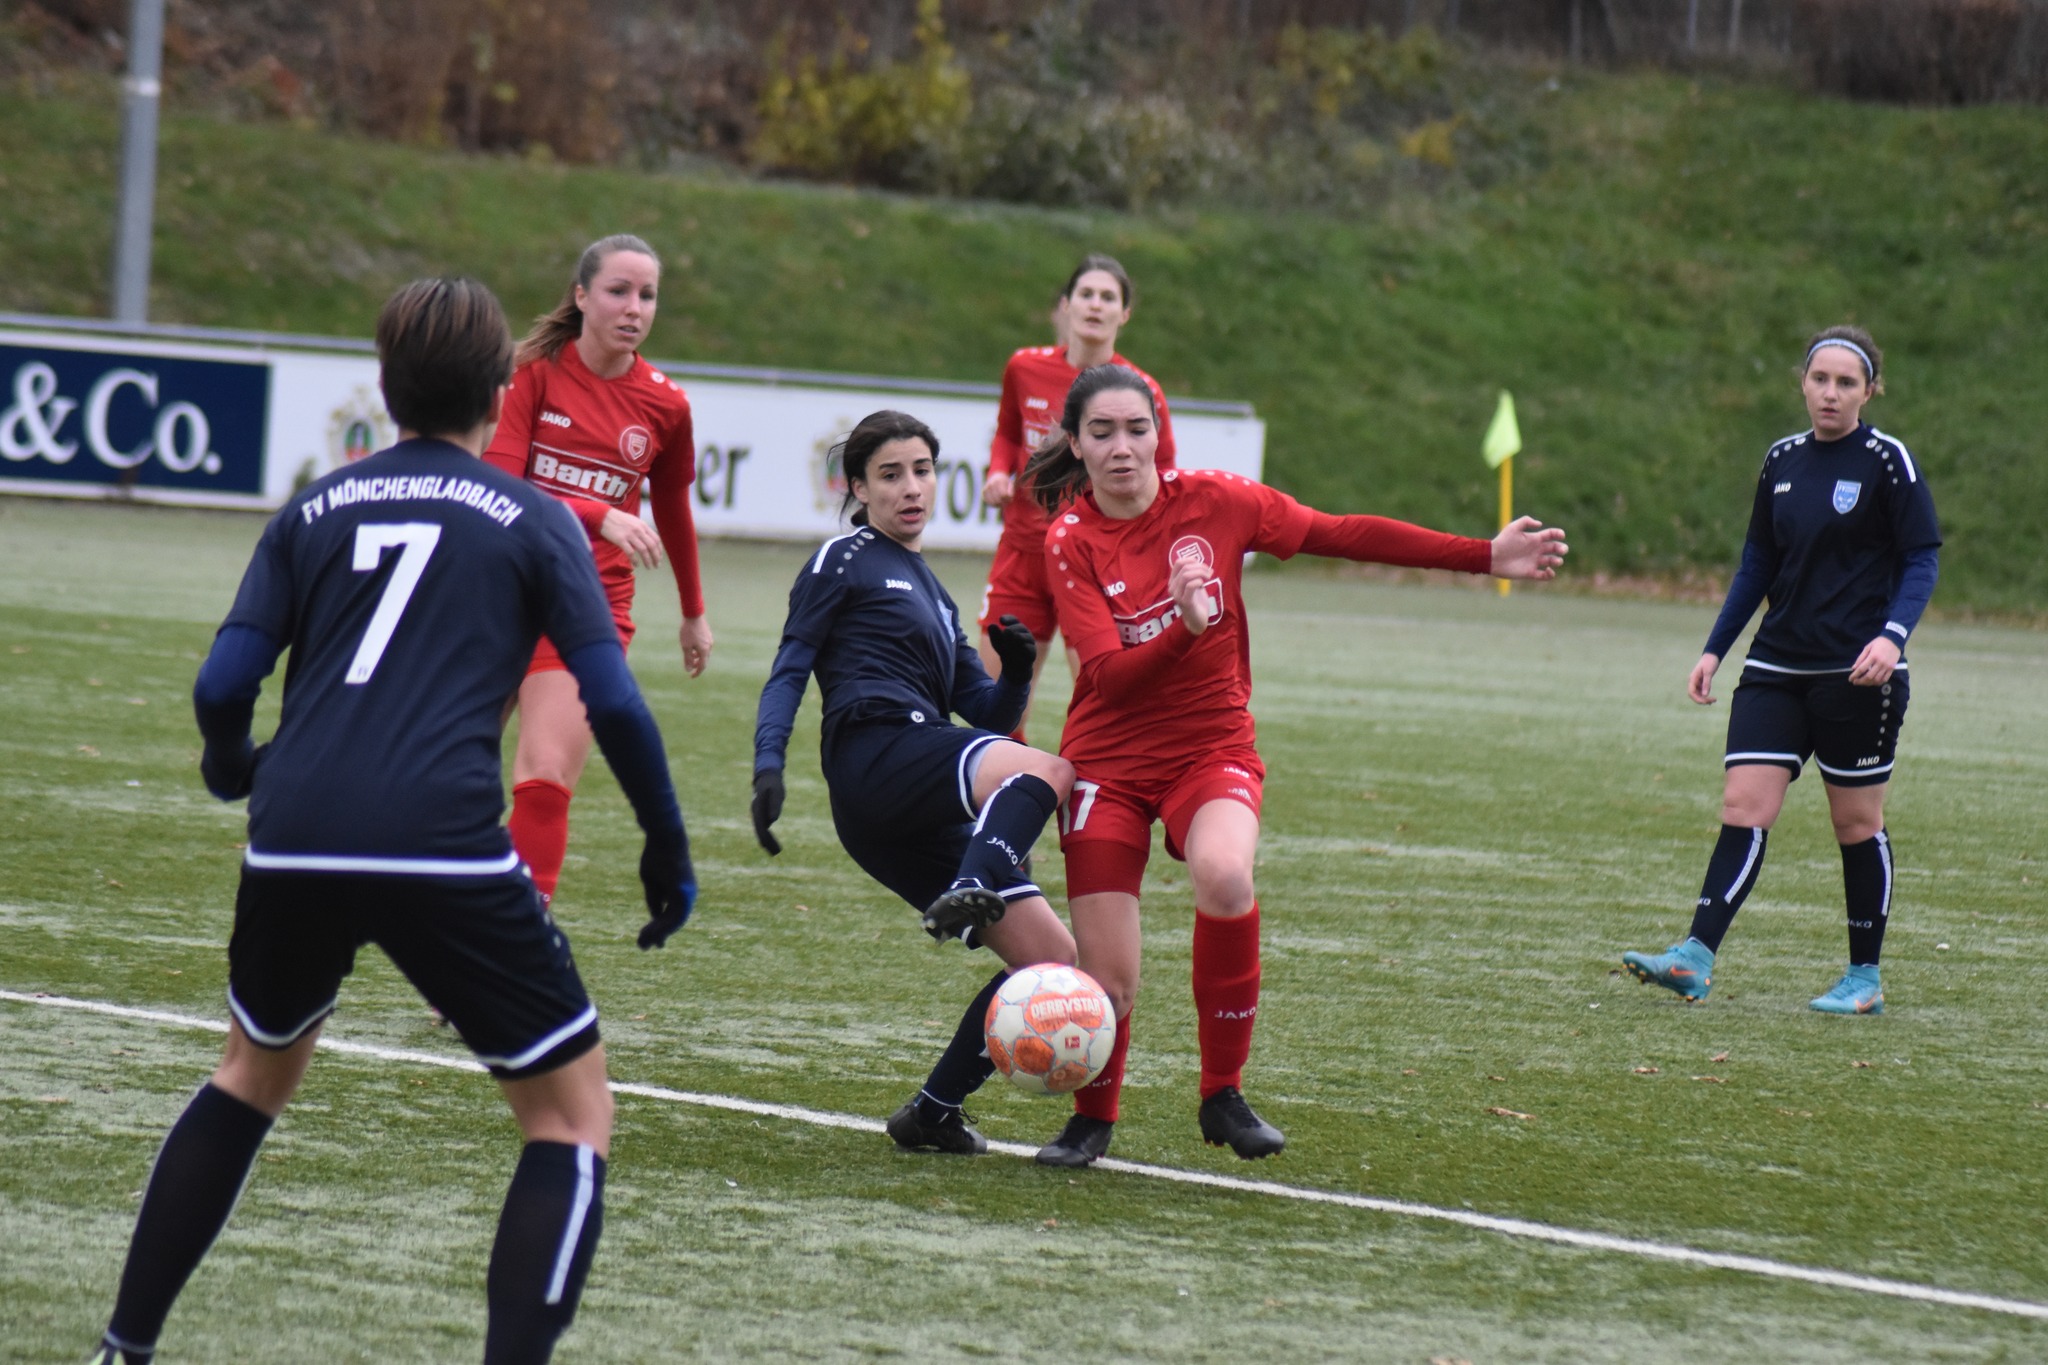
xmin=1024 ymin=363 xmax=1157 ymax=516
xmin=513 ymin=232 xmax=660 ymax=369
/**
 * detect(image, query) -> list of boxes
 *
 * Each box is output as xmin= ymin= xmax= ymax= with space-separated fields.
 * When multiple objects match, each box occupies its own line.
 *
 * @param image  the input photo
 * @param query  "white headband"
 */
xmin=1807 ymin=338 xmax=1874 ymax=380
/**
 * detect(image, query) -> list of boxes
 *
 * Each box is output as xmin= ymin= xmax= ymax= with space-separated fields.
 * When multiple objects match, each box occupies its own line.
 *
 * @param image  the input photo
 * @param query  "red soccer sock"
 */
xmin=1192 ymin=905 xmax=1261 ymax=1099
xmin=507 ymin=779 xmax=573 ymax=905
xmin=1073 ymin=1009 xmax=1133 ymax=1123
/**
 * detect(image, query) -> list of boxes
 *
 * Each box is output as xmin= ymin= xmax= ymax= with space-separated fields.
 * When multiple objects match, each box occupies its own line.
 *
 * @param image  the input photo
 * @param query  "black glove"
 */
xmin=637 ymin=830 xmax=696 ymax=951
xmin=987 ymin=614 xmax=1037 ymax=685
xmin=200 ymin=738 xmax=260 ymax=801
xmin=751 ymin=768 xmax=785 ymax=856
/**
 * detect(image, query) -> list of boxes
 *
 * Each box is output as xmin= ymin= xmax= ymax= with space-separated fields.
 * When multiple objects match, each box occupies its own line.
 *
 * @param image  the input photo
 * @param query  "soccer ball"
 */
xmin=985 ymin=964 xmax=1117 ymax=1096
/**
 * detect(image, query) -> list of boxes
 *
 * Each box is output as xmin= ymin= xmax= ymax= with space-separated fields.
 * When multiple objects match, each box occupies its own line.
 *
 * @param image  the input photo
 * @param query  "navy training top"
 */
xmin=753 ymin=527 xmax=1027 ymax=771
xmin=221 ymin=438 xmax=620 ymax=870
xmin=1705 ymin=423 xmax=1942 ymax=673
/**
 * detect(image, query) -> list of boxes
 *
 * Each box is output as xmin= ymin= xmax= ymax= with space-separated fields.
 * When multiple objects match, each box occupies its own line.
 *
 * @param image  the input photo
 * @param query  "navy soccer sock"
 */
xmin=1686 ymin=824 xmax=1769 ymax=953
xmin=103 ymin=1082 xmax=274 ymax=1361
xmin=956 ymin=774 xmax=1059 ymax=889
xmin=917 ymin=970 xmax=1008 ymax=1116
xmin=1842 ymin=828 xmax=1893 ymax=967
xmin=484 ymin=1141 xmax=606 ymax=1365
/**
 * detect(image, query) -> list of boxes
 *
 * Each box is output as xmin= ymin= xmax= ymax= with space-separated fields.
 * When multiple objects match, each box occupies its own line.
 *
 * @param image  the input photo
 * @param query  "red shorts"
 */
xmin=977 ymin=525 xmax=1058 ymax=641
xmin=528 ymin=578 xmax=635 ymax=675
xmin=1058 ymin=749 xmax=1266 ymax=898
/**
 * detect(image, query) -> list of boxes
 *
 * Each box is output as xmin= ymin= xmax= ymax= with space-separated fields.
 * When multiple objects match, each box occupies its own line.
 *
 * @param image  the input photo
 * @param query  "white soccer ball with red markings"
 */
xmin=985 ymin=964 xmax=1117 ymax=1096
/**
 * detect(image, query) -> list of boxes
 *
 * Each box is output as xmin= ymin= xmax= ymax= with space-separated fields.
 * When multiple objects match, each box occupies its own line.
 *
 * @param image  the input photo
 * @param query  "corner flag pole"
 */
xmin=1497 ymin=454 xmax=1513 ymax=597
xmin=1482 ymin=390 xmax=1521 ymax=599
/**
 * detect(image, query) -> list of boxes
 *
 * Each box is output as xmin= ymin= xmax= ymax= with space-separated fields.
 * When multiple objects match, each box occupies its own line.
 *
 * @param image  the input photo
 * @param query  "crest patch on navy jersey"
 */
xmin=1832 ymin=480 xmax=1862 ymax=514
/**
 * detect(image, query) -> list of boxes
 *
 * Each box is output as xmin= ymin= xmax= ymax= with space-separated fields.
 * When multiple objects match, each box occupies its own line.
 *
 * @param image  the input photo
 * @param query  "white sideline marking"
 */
xmin=8 ymin=989 xmax=2047 ymax=1323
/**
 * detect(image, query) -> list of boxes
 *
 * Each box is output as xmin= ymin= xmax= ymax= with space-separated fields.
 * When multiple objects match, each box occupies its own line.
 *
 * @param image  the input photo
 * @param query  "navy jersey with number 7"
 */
xmin=221 ymin=438 xmax=618 ymax=870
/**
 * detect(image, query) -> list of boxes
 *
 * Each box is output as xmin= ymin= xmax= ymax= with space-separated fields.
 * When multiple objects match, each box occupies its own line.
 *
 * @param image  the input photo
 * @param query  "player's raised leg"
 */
xmin=94 ymin=1021 xmax=319 ymax=1365
xmin=923 ymin=740 xmax=1073 ymax=940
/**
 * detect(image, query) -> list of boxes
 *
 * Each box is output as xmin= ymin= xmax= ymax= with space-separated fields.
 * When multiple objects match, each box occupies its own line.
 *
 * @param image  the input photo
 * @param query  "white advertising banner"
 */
xmin=0 ymin=321 xmax=1263 ymax=550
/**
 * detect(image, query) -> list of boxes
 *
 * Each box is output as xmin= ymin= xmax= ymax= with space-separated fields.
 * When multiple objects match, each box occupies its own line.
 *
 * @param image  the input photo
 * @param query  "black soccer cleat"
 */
xmin=1198 ymin=1086 xmax=1286 ymax=1159
xmin=1034 ymin=1113 xmax=1115 ymax=1168
xmin=921 ymin=878 xmax=1007 ymax=942
xmin=886 ymin=1100 xmax=987 ymax=1155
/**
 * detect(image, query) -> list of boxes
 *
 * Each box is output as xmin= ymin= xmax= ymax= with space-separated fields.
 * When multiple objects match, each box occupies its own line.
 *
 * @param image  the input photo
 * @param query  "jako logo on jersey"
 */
xmin=1025 ymin=396 xmax=1050 ymax=410
xmin=1774 ymin=481 xmax=1792 ymax=494
xmin=539 ymin=410 xmax=572 ymax=429
xmin=1104 ymin=580 xmax=1128 ymax=597
xmin=885 ymin=579 xmax=915 ymax=592
xmin=619 ymin=425 xmax=652 ymax=464
xmin=1855 ymin=755 xmax=1880 ymax=766
xmin=1832 ymin=480 xmax=1862 ymax=514
xmin=531 ymin=451 xmax=631 ymax=501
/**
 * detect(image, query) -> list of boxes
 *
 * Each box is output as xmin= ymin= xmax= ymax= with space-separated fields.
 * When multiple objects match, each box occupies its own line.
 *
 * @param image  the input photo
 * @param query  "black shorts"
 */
xmin=822 ymin=719 xmax=1036 ymax=936
xmin=1724 ymin=666 xmax=1909 ymax=788
xmin=226 ymin=867 xmax=598 ymax=1079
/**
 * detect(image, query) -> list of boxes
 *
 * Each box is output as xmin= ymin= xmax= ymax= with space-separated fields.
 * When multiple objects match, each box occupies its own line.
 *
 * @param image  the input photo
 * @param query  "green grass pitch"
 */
xmin=2 ymin=495 xmax=2044 ymax=1362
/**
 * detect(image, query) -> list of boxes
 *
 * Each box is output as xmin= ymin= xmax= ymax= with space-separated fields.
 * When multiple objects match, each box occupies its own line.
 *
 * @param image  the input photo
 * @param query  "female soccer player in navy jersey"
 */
xmin=751 ymin=410 xmax=1079 ymax=1155
xmin=485 ymin=234 xmax=712 ymax=910
xmin=91 ymin=277 xmax=696 ymax=1365
xmin=975 ymin=255 xmax=1175 ymax=742
xmin=1022 ymin=365 xmax=1568 ymax=1167
xmin=1624 ymin=326 xmax=1940 ymax=1016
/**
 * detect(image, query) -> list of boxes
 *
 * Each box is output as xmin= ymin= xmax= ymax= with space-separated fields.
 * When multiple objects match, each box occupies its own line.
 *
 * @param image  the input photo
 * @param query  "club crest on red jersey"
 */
xmin=619 ymin=425 xmax=652 ymax=465
xmin=1169 ymin=534 xmax=1215 ymax=576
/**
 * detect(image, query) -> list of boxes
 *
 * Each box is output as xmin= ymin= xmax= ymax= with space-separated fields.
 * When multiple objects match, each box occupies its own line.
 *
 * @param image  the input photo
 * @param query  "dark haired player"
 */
xmin=751 ymin=410 xmax=1077 ymax=1155
xmin=1022 ymin=364 xmax=1567 ymax=1167
xmin=90 ymin=277 xmax=696 ymax=1365
xmin=1624 ymin=326 xmax=1939 ymax=1014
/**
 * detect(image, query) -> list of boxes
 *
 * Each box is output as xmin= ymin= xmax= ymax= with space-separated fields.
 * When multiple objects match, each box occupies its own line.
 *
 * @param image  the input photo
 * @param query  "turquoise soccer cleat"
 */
xmin=1810 ymin=964 xmax=1884 ymax=1015
xmin=1622 ymin=938 xmax=1715 ymax=1002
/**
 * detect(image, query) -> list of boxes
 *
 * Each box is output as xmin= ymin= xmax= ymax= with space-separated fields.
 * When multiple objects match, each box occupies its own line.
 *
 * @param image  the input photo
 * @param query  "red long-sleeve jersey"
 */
xmin=483 ymin=343 xmax=704 ymax=618
xmin=1048 ymin=469 xmax=1490 ymax=783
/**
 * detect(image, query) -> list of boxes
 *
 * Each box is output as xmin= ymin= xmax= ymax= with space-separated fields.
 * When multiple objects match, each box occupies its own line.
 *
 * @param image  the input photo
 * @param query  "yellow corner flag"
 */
xmin=1483 ymin=390 xmax=1520 ymax=596
xmin=1482 ymin=390 xmax=1521 ymax=469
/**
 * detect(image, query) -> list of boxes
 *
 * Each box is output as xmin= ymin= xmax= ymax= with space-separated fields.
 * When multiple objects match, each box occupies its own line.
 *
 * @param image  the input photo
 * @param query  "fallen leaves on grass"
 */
xmin=76 ymin=745 xmax=99 ymax=756
xmin=1401 ymin=1068 xmax=1419 ymax=1076
xmin=1711 ymin=1051 xmax=1730 ymax=1062
xmin=1633 ymin=1066 xmax=1660 ymax=1074
xmin=1485 ymin=1106 xmax=1535 ymax=1121
xmin=1853 ymin=1060 xmax=1873 ymax=1069
xmin=1487 ymin=1075 xmax=1505 ymax=1082
xmin=1691 ymin=1075 xmax=1726 ymax=1084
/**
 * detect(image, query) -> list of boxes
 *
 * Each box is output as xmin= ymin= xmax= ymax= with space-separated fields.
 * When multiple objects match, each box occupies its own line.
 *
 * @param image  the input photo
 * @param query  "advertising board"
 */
xmin=0 ymin=318 xmax=1263 ymax=550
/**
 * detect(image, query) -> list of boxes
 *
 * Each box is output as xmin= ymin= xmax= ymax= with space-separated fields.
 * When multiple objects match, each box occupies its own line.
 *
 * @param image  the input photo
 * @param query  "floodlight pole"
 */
xmin=110 ymin=0 xmax=165 ymax=324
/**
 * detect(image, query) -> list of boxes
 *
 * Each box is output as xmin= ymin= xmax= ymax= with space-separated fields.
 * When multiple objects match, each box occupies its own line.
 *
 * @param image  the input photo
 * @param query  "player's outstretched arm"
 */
xmin=1491 ymin=516 xmax=1570 ymax=581
xmin=561 ymin=639 xmax=696 ymax=949
xmin=191 ymin=624 xmax=284 ymax=800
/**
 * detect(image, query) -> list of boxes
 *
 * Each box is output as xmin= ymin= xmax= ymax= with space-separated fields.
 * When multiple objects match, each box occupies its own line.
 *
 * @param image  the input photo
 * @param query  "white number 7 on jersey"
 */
xmin=345 ymin=523 xmax=442 ymax=684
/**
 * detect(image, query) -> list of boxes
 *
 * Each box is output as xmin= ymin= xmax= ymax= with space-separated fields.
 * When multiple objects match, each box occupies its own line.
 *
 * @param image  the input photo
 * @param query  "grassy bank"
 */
xmin=2 ymin=70 xmax=2042 ymax=612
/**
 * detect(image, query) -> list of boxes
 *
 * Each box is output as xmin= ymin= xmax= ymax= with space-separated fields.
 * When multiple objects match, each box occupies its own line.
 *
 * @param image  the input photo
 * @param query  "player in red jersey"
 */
xmin=484 ymin=234 xmax=712 ymax=907
xmin=976 ymin=255 xmax=1175 ymax=740
xmin=1024 ymin=365 xmax=1569 ymax=1167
